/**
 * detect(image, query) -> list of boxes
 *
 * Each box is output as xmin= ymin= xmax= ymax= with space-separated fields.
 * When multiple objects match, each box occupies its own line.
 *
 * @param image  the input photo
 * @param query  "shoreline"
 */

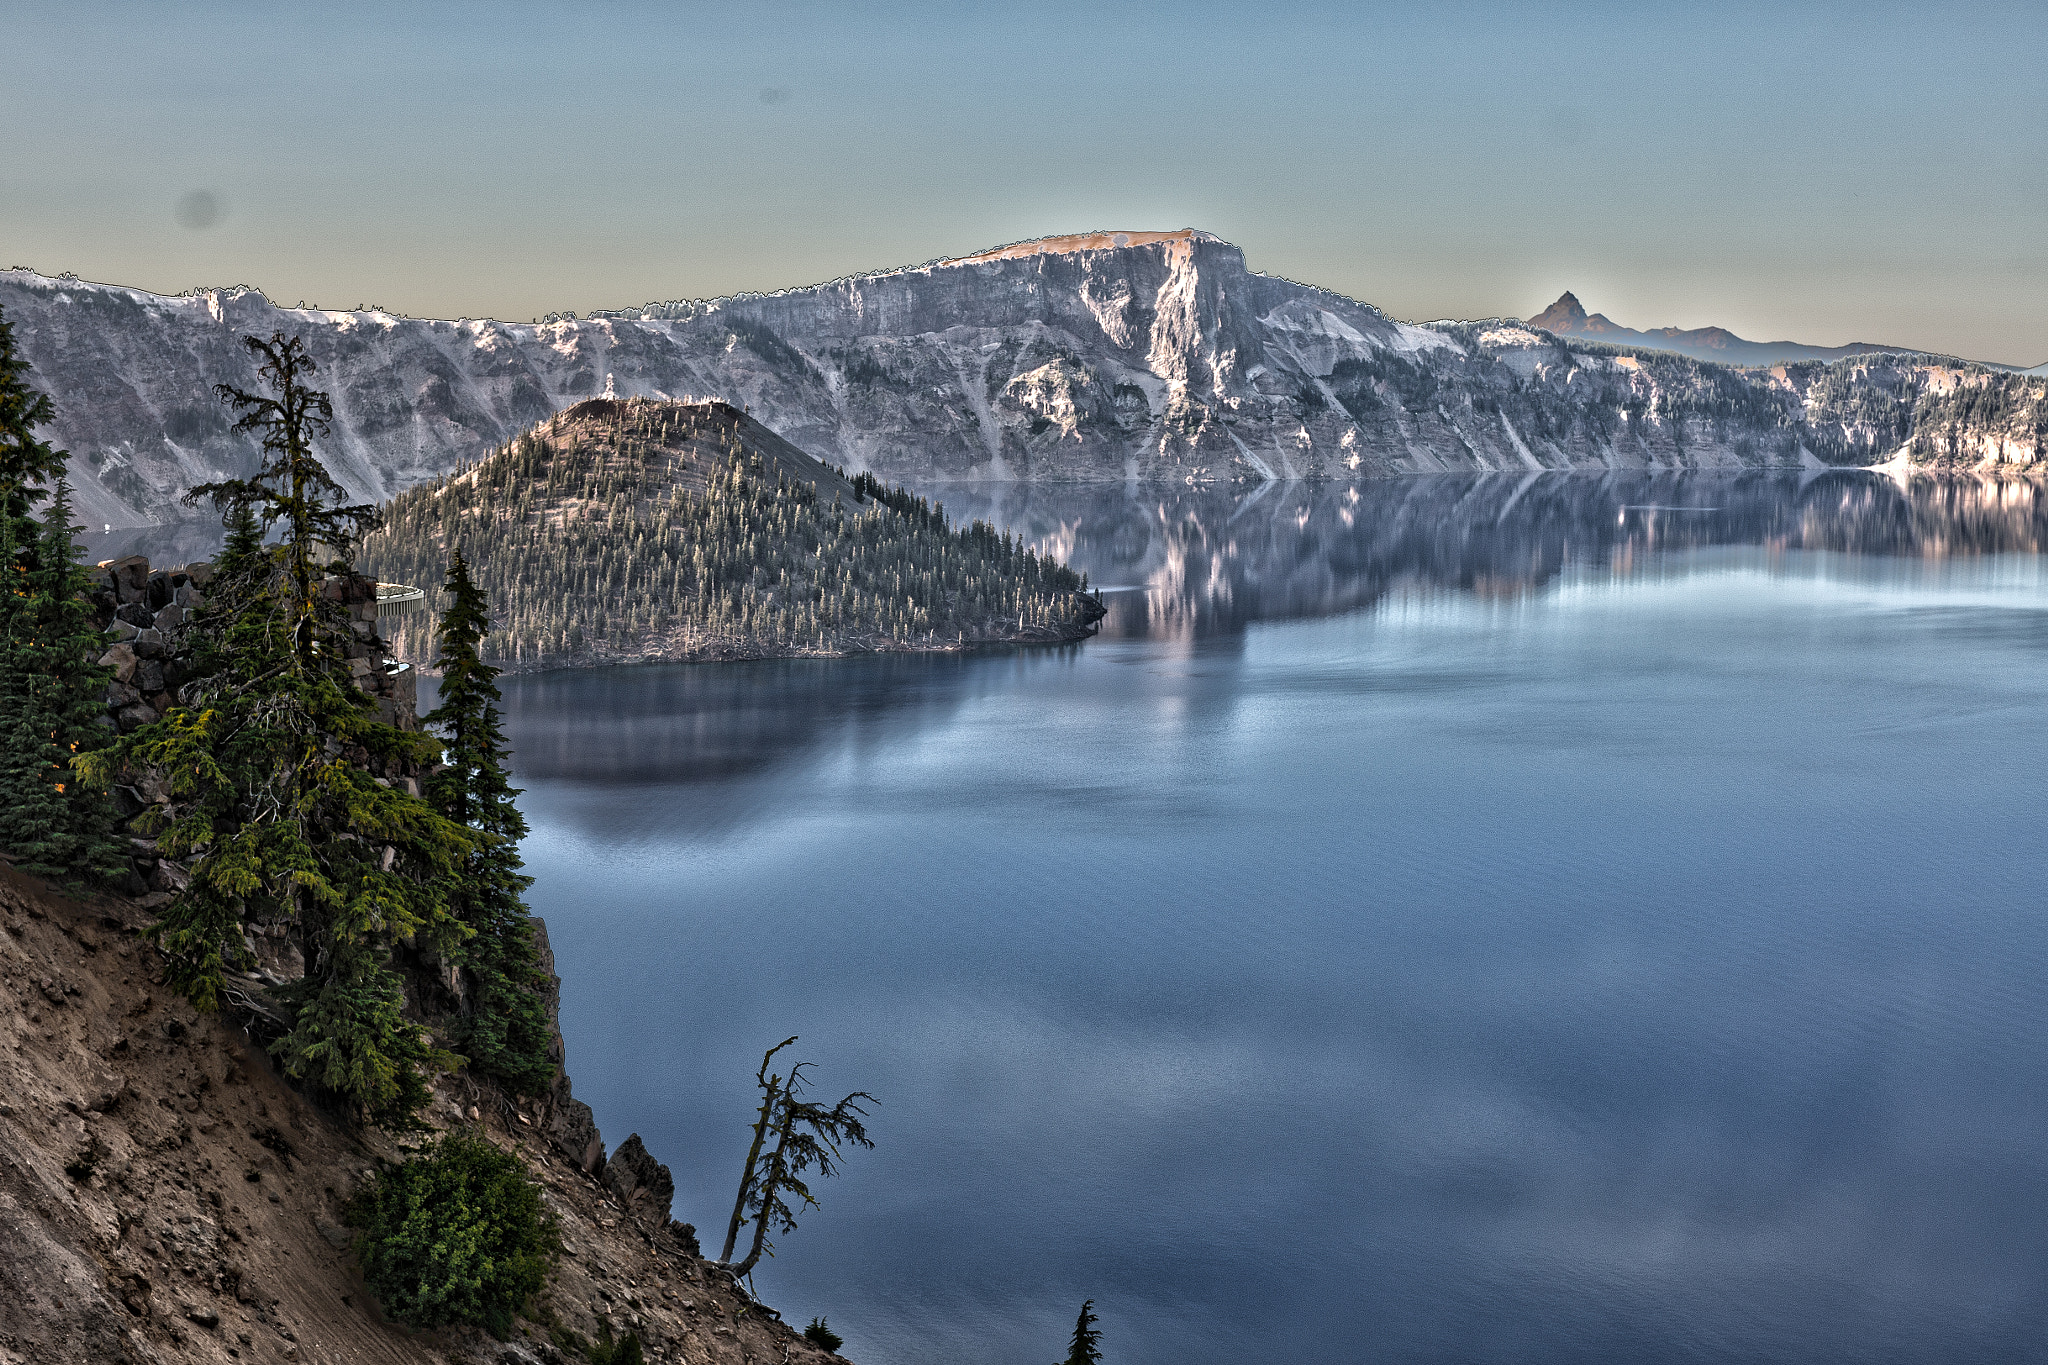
xmin=447 ymin=611 xmax=1108 ymax=678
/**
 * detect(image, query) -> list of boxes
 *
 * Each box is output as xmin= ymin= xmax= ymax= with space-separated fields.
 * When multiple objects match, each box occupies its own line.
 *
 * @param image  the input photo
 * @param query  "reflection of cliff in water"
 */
xmin=946 ymin=471 xmax=2048 ymax=640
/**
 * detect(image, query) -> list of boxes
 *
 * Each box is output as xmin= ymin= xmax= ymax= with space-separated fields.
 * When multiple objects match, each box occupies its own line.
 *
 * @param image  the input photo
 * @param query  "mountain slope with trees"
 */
xmin=357 ymin=397 xmax=1105 ymax=673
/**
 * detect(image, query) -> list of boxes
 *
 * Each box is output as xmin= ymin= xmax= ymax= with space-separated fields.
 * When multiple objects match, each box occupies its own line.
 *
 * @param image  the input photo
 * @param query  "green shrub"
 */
xmin=804 ymin=1316 xmax=844 ymax=1352
xmin=587 ymin=1323 xmax=645 ymax=1364
xmin=347 ymin=1130 xmax=560 ymax=1336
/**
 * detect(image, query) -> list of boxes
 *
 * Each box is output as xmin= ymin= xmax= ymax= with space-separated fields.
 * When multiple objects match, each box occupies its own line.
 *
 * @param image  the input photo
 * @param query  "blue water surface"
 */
xmin=498 ymin=474 xmax=2048 ymax=1365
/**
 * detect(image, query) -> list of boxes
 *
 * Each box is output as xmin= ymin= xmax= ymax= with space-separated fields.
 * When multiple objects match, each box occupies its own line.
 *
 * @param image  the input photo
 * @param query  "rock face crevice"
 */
xmin=12 ymin=236 xmax=2038 ymax=532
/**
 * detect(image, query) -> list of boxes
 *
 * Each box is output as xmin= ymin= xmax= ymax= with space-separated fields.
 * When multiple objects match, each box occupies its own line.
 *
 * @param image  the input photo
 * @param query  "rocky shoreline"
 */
xmin=440 ymin=607 xmax=1109 ymax=677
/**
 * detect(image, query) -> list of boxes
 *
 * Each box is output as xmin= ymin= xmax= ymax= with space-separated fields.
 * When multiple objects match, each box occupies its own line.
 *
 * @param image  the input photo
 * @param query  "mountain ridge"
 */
xmin=1527 ymin=290 xmax=1946 ymax=368
xmin=3 ymin=236 xmax=2043 ymax=533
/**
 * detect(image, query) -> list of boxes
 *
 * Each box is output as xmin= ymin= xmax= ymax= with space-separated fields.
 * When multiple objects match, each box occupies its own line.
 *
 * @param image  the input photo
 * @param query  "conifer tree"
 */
xmin=1058 ymin=1301 xmax=1103 ymax=1365
xmin=0 ymin=310 xmax=124 ymax=886
xmin=423 ymin=548 xmax=555 ymax=1094
xmin=0 ymin=303 xmax=67 ymax=528
xmin=0 ymin=478 xmax=123 ymax=885
xmin=83 ymin=333 xmax=474 ymax=1128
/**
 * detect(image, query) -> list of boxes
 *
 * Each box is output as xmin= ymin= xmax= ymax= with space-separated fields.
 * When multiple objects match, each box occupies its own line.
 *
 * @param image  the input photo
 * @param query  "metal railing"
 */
xmin=375 ymin=583 xmax=428 ymax=618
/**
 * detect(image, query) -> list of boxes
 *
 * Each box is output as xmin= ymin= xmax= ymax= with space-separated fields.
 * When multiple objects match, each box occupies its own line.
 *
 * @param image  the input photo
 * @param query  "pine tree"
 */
xmin=0 ymin=478 xmax=123 ymax=885
xmin=0 ymin=307 xmax=124 ymax=886
xmin=423 ymin=548 xmax=555 ymax=1095
xmin=1058 ymin=1301 xmax=1102 ymax=1365
xmin=0 ymin=303 xmax=67 ymax=528
xmin=83 ymin=334 xmax=473 ymax=1128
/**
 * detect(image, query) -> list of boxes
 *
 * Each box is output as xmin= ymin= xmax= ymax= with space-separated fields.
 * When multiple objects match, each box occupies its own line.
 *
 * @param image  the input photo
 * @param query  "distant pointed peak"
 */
xmin=1529 ymin=291 xmax=1590 ymax=331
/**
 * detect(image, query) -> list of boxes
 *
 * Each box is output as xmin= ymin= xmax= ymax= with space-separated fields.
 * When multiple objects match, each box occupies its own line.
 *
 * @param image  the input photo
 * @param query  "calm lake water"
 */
xmin=484 ymin=472 xmax=2048 ymax=1364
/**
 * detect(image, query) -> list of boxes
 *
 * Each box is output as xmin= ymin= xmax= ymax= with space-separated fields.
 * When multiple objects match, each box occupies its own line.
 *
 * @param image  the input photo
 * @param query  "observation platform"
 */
xmin=375 ymin=583 xmax=427 ymax=619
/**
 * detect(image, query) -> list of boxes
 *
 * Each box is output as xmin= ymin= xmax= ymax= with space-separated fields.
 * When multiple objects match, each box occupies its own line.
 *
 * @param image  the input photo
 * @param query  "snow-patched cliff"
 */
xmin=3 ymin=233 xmax=2042 ymax=529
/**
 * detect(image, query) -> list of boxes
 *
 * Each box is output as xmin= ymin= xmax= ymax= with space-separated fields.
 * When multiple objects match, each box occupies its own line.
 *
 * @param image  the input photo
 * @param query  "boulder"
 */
xmin=529 ymin=917 xmax=609 ymax=1174
xmin=547 ymin=1083 xmax=606 ymax=1175
xmin=97 ymin=643 xmax=138 ymax=685
xmin=101 ymin=555 xmax=149 ymax=603
xmin=250 ymin=930 xmax=305 ymax=985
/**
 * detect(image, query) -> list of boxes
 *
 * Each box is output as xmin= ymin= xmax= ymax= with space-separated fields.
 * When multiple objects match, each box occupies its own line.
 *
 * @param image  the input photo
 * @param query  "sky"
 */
xmin=3 ymin=0 xmax=2043 ymax=363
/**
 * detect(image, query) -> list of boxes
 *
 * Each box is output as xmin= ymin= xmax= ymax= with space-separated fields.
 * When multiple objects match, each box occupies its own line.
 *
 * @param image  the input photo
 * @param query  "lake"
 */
xmin=489 ymin=471 xmax=2048 ymax=1364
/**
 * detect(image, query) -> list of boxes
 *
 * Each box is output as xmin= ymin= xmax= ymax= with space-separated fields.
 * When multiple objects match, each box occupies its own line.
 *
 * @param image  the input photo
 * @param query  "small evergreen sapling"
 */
xmin=347 ymin=1129 xmax=561 ymax=1336
xmin=1058 ymin=1300 xmax=1103 ymax=1365
xmin=585 ymin=1323 xmax=647 ymax=1365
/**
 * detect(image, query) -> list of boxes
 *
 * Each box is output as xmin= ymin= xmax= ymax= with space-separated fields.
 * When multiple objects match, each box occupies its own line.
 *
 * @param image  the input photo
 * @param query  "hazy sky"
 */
xmin=4 ymin=1 xmax=2043 ymax=362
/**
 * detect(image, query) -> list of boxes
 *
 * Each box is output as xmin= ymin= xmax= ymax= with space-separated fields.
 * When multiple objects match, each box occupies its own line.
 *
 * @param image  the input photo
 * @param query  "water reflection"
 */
xmin=946 ymin=471 xmax=2048 ymax=639
xmin=490 ymin=471 xmax=2048 ymax=797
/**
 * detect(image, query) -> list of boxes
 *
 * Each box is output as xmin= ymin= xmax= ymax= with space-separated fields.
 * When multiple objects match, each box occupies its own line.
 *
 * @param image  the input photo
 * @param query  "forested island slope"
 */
xmin=356 ymin=397 xmax=1105 ymax=672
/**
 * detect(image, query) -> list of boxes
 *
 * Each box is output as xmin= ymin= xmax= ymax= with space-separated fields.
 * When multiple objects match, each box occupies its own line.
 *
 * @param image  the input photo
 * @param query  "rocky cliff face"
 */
xmin=4 ymin=235 xmax=2043 ymax=533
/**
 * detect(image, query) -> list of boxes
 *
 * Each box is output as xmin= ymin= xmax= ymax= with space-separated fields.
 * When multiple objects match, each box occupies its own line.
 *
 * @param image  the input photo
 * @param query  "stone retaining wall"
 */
xmin=84 ymin=554 xmax=423 ymax=905
xmin=88 ymin=554 xmax=418 ymax=731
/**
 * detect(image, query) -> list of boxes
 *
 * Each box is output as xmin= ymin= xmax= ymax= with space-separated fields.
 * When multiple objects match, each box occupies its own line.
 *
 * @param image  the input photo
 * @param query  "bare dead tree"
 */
xmin=718 ymin=1036 xmax=874 ymax=1278
xmin=720 ymin=1036 xmax=798 ymax=1265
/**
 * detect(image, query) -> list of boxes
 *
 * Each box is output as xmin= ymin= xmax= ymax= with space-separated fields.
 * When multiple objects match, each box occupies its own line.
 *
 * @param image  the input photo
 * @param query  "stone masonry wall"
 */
xmin=83 ymin=554 xmax=420 ymax=910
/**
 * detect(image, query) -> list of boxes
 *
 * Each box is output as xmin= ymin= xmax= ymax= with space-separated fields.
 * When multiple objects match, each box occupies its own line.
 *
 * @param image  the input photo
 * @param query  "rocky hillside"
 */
xmin=4 ymin=234 xmax=2045 ymax=533
xmin=0 ymin=553 xmax=856 ymax=1364
xmin=356 ymin=397 xmax=1104 ymax=672
xmin=0 ymin=858 xmax=851 ymax=1365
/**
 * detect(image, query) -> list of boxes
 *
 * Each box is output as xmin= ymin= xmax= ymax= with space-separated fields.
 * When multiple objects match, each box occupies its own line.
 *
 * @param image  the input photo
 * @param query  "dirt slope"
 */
xmin=0 ymin=860 xmax=849 ymax=1365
